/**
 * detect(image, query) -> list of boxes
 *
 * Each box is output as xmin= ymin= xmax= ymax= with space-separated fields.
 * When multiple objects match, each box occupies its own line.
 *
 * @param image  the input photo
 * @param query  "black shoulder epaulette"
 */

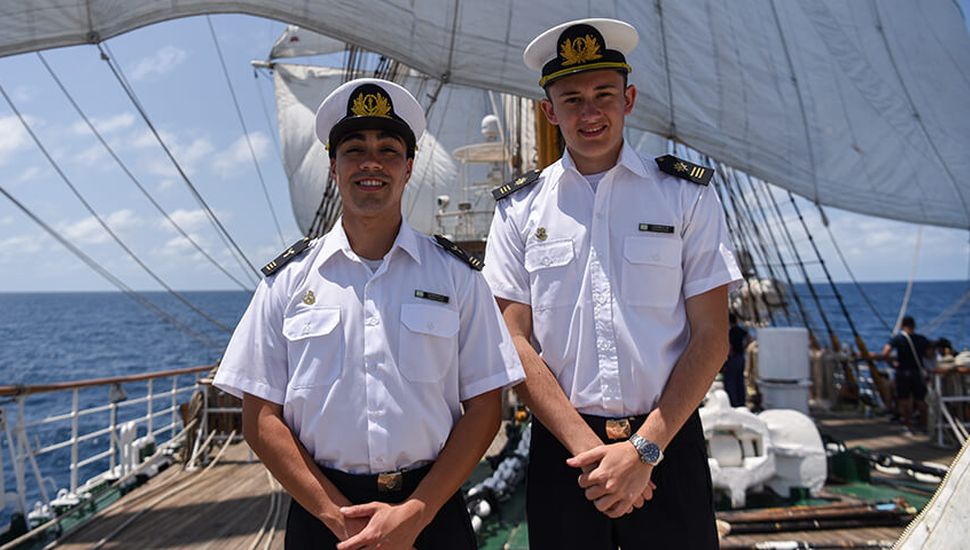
xmin=261 ymin=237 xmax=311 ymax=277
xmin=655 ymin=155 xmax=714 ymax=186
xmin=433 ymin=234 xmax=483 ymax=271
xmin=491 ymin=169 xmax=542 ymax=201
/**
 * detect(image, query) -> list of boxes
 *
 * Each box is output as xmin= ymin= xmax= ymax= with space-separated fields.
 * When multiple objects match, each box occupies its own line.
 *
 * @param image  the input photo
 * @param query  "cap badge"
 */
xmin=535 ymin=227 xmax=548 ymax=241
xmin=303 ymin=290 xmax=316 ymax=305
xmin=351 ymin=92 xmax=391 ymax=118
xmin=560 ymin=34 xmax=603 ymax=67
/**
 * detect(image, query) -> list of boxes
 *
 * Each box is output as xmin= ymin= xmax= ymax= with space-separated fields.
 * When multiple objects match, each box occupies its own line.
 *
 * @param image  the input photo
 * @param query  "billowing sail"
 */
xmin=2 ymin=1 xmax=969 ymax=228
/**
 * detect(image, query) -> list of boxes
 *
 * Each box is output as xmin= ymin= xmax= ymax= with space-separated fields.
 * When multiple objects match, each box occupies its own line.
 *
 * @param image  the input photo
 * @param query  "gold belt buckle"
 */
xmin=605 ymin=419 xmax=631 ymax=440
xmin=377 ymin=471 xmax=403 ymax=492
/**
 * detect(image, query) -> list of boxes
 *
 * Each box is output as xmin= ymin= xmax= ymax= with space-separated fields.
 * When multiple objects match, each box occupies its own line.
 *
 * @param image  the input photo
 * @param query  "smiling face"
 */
xmin=329 ymin=129 xmax=413 ymax=222
xmin=540 ymin=69 xmax=636 ymax=174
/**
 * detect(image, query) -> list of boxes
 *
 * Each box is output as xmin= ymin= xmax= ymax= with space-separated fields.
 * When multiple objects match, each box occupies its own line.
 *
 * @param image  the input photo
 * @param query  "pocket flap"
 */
xmin=401 ymin=303 xmax=459 ymax=338
xmin=282 ymin=306 xmax=341 ymax=341
xmin=624 ymin=237 xmax=681 ymax=268
xmin=524 ymin=238 xmax=575 ymax=272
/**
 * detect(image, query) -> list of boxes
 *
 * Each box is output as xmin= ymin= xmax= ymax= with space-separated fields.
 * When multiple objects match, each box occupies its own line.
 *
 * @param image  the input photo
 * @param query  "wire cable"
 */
xmin=95 ymin=42 xmax=262 ymax=282
xmin=0 ymin=82 xmax=232 ymax=334
xmin=36 ymin=51 xmax=253 ymax=292
xmin=0 ymin=185 xmax=219 ymax=350
xmin=206 ymin=15 xmax=286 ymax=247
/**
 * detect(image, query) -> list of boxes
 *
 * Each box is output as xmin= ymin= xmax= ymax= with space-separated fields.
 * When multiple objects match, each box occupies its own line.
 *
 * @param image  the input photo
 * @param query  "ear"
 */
xmin=328 ymin=156 xmax=337 ymax=181
xmin=623 ymin=84 xmax=637 ymax=115
xmin=539 ymin=98 xmax=559 ymax=126
xmin=405 ymin=157 xmax=414 ymax=181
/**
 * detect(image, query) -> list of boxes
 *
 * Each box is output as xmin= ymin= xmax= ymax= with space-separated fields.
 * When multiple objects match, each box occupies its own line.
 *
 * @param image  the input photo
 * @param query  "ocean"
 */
xmin=2 ymin=281 xmax=969 ymax=527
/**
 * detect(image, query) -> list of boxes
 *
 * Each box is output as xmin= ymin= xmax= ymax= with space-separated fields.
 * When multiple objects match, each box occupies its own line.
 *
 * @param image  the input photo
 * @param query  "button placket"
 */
xmin=589 ymin=175 xmax=622 ymax=413
xmin=362 ymin=279 xmax=390 ymax=471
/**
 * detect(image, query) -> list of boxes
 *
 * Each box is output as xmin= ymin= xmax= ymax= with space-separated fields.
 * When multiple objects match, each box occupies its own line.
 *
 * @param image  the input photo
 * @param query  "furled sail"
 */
xmin=2 ymin=1 xmax=969 ymax=228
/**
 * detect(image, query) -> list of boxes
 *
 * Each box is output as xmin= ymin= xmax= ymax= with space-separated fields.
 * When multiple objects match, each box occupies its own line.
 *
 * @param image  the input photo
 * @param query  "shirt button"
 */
xmin=366 ymin=317 xmax=379 ymax=326
xmin=541 ymin=257 xmax=551 ymax=266
xmin=427 ymin=321 xmax=435 ymax=331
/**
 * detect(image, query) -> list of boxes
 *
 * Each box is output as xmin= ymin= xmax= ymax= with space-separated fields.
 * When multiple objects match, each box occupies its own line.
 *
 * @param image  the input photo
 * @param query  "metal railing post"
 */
xmin=146 ymin=378 xmax=154 ymax=437
xmin=70 ymin=388 xmax=79 ymax=492
xmin=109 ymin=402 xmax=117 ymax=472
xmin=171 ymin=376 xmax=178 ymax=439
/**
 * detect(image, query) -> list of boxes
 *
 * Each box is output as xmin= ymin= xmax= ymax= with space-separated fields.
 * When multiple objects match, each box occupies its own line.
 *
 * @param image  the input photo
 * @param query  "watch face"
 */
xmin=643 ymin=443 xmax=660 ymax=463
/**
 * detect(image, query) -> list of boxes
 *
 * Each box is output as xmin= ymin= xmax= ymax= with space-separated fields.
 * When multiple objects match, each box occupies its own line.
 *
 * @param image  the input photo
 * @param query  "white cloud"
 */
xmin=211 ymin=133 xmax=270 ymax=178
xmin=0 ymin=115 xmax=30 ymax=165
xmin=58 ymin=209 xmax=140 ymax=245
xmin=70 ymin=113 xmax=136 ymax=136
xmin=130 ymin=46 xmax=188 ymax=81
xmin=73 ymin=144 xmax=109 ymax=167
xmin=0 ymin=233 xmax=46 ymax=258
xmin=142 ymin=135 xmax=215 ymax=179
xmin=164 ymin=208 xmax=218 ymax=233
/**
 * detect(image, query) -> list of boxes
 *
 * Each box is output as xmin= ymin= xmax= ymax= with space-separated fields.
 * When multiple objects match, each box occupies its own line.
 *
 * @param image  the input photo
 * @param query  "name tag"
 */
xmin=639 ymin=223 xmax=674 ymax=234
xmin=415 ymin=290 xmax=449 ymax=304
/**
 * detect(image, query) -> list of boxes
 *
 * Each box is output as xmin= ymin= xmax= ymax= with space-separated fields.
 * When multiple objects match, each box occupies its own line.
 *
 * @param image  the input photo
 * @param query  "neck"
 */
xmin=567 ymin=140 xmax=624 ymax=175
xmin=342 ymin=214 xmax=401 ymax=260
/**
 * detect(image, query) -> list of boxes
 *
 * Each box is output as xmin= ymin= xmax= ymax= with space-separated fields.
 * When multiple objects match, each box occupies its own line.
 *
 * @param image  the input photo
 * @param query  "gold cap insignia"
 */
xmin=560 ymin=34 xmax=603 ymax=67
xmin=535 ymin=227 xmax=548 ymax=241
xmin=303 ymin=290 xmax=316 ymax=305
xmin=351 ymin=92 xmax=392 ymax=118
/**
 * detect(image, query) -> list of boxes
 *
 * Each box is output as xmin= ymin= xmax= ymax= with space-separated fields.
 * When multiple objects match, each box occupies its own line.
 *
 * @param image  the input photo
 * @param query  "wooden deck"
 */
xmin=56 ymin=442 xmax=287 ymax=549
xmin=50 ymin=411 xmax=961 ymax=549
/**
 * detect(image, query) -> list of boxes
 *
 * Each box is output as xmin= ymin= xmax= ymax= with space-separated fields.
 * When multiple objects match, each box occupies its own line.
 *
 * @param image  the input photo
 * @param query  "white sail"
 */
xmin=274 ymin=63 xmax=523 ymax=235
xmin=270 ymin=25 xmax=344 ymax=60
xmin=1 ymin=1 xmax=968 ymax=228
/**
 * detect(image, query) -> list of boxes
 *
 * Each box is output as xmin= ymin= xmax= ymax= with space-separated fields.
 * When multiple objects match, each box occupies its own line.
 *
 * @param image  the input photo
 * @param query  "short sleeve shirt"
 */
xmin=888 ymin=332 xmax=931 ymax=372
xmin=214 ymin=220 xmax=525 ymax=474
xmin=483 ymin=143 xmax=741 ymax=416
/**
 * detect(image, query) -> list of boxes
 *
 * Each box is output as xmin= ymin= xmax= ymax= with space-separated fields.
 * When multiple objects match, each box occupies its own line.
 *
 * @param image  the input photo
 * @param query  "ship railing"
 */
xmin=0 ymin=364 xmax=213 ymax=522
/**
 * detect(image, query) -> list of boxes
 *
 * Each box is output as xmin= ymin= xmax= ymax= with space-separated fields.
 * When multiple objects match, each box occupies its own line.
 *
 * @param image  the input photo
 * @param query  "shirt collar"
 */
xmin=558 ymin=140 xmax=648 ymax=183
xmin=317 ymin=217 xmax=422 ymax=268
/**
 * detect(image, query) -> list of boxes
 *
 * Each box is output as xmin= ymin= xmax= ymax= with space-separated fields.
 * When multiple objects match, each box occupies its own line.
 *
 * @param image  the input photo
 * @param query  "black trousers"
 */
xmin=284 ymin=463 xmax=477 ymax=549
xmin=527 ymin=411 xmax=718 ymax=549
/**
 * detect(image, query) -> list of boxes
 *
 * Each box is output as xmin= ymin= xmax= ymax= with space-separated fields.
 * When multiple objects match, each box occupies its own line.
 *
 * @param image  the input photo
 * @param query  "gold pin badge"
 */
xmin=535 ymin=227 xmax=548 ymax=241
xmin=303 ymin=290 xmax=316 ymax=305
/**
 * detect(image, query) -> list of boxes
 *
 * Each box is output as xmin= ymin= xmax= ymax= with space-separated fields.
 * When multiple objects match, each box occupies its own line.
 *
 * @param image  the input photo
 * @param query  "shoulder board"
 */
xmin=491 ymin=169 xmax=541 ymax=201
xmin=433 ymin=234 xmax=483 ymax=271
xmin=655 ymin=155 xmax=714 ymax=186
xmin=261 ymin=237 xmax=311 ymax=277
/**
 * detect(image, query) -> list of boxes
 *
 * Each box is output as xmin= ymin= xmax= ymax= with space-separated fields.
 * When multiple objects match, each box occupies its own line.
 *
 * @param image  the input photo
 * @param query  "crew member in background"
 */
xmin=722 ymin=313 xmax=751 ymax=407
xmin=880 ymin=315 xmax=933 ymax=433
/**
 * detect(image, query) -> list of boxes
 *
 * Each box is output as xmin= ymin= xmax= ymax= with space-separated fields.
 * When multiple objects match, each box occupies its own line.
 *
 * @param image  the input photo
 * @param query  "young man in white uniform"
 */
xmin=215 ymin=78 xmax=524 ymax=550
xmin=484 ymin=19 xmax=742 ymax=549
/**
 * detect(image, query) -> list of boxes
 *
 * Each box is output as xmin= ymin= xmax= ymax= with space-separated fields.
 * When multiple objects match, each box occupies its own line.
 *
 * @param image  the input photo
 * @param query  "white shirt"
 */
xmin=215 ymin=220 xmax=525 ymax=474
xmin=484 ymin=142 xmax=741 ymax=417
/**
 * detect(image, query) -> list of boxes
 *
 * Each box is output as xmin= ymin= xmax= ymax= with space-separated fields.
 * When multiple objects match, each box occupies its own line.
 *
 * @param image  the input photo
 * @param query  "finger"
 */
xmin=633 ymin=495 xmax=645 ymax=509
xmin=566 ymin=446 xmax=607 ymax=469
xmin=604 ymin=499 xmax=631 ymax=519
xmin=650 ymin=481 xmax=657 ymax=490
xmin=594 ymin=492 xmax=622 ymax=514
xmin=584 ymin=484 xmax=607 ymax=501
xmin=336 ymin=529 xmax=375 ymax=550
xmin=577 ymin=471 xmax=599 ymax=489
xmin=340 ymin=503 xmax=378 ymax=518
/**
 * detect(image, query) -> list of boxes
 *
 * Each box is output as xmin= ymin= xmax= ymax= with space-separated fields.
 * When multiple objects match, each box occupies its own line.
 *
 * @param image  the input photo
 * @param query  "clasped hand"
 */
xmin=567 ymin=441 xmax=657 ymax=518
xmin=334 ymin=500 xmax=425 ymax=550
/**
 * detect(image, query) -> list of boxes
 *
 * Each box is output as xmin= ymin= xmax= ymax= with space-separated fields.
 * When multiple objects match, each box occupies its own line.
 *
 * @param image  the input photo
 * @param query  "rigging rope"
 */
xmin=0 ymin=82 xmax=232 ymax=335
xmin=36 ymin=52 xmax=253 ymax=293
xmin=0 ymin=185 xmax=219 ymax=350
xmin=95 ymin=42 xmax=262 ymax=282
xmin=814 ymin=202 xmax=892 ymax=333
xmin=206 ymin=16 xmax=286 ymax=248
xmin=787 ymin=190 xmax=890 ymax=406
xmin=893 ymin=226 xmax=923 ymax=334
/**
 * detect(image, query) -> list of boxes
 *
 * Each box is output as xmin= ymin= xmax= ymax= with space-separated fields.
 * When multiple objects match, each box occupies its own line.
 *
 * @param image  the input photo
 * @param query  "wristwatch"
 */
xmin=628 ymin=434 xmax=663 ymax=466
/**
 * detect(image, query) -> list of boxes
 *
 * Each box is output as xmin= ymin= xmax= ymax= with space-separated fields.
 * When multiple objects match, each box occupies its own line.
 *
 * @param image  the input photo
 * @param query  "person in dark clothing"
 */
xmin=722 ymin=313 xmax=750 ymax=407
xmin=880 ymin=315 xmax=933 ymax=432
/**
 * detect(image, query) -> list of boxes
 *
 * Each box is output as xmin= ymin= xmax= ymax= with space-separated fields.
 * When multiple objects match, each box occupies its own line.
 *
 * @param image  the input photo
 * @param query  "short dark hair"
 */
xmin=901 ymin=315 xmax=916 ymax=329
xmin=329 ymin=130 xmax=415 ymax=160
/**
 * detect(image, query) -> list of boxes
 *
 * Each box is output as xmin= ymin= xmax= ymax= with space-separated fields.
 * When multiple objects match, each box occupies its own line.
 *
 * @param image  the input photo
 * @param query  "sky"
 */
xmin=1 ymin=8 xmax=970 ymax=293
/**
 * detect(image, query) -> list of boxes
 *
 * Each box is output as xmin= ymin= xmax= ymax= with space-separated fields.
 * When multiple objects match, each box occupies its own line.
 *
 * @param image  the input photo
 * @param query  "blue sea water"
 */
xmin=1 ymin=282 xmax=970 ymax=528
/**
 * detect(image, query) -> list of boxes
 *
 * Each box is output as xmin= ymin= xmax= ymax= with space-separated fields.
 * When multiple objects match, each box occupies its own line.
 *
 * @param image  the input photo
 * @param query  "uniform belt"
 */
xmin=580 ymin=413 xmax=648 ymax=441
xmin=321 ymin=462 xmax=433 ymax=494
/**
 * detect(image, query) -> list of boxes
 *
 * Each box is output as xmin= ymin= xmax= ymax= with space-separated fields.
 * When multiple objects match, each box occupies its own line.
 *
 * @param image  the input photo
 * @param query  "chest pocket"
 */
xmin=524 ymin=238 xmax=575 ymax=310
xmin=621 ymin=236 xmax=683 ymax=308
xmin=399 ymin=303 xmax=459 ymax=383
xmin=282 ymin=306 xmax=343 ymax=388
